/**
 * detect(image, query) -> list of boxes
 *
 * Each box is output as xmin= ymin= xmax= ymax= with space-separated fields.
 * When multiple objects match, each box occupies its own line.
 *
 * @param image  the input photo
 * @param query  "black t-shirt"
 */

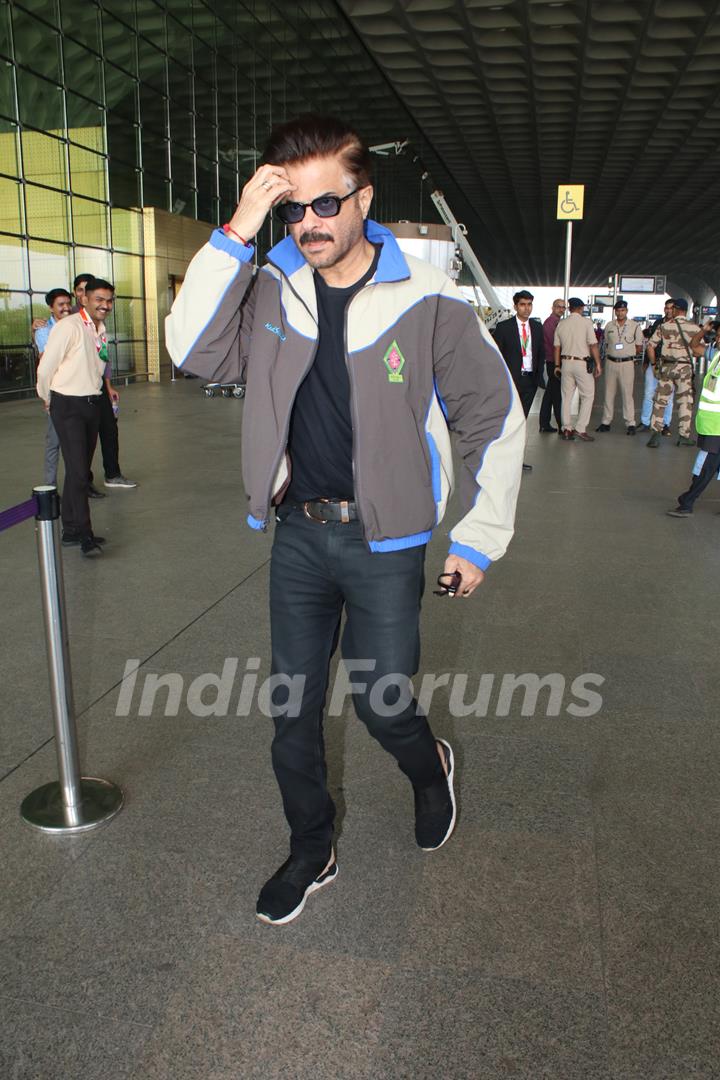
xmin=285 ymin=245 xmax=381 ymax=502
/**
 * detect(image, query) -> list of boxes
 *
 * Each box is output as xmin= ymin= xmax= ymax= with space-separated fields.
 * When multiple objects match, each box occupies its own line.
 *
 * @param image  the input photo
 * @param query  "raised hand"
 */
xmin=226 ymin=164 xmax=296 ymax=243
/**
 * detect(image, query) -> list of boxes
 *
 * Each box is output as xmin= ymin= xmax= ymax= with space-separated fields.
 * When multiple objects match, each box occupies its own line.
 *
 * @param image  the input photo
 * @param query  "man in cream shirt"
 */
xmin=553 ymin=297 xmax=602 ymax=441
xmin=36 ymin=279 xmax=115 ymax=556
xmin=596 ymin=299 xmax=643 ymax=435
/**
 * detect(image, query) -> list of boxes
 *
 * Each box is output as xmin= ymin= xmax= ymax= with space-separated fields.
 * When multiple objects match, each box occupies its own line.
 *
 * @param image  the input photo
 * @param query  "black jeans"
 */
xmin=678 ymin=449 xmax=720 ymax=511
xmin=539 ymin=363 xmax=562 ymax=429
xmin=269 ymin=508 xmax=443 ymax=861
xmin=49 ymin=391 xmax=100 ymax=538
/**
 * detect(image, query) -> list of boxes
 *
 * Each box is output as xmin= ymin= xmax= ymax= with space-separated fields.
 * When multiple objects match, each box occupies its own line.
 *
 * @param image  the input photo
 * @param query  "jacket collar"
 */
xmin=266 ymin=219 xmax=411 ymax=285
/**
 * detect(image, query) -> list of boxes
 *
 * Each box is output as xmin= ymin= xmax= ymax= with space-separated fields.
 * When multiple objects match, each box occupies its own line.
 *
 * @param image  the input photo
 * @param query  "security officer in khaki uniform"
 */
xmin=553 ymin=297 xmax=602 ymax=441
xmin=596 ymin=300 xmax=643 ymax=435
xmin=646 ymin=298 xmax=700 ymax=447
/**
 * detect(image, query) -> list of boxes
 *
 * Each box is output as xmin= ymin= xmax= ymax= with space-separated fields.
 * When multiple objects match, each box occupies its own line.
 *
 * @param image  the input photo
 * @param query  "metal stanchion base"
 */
xmin=21 ymin=777 xmax=124 ymax=833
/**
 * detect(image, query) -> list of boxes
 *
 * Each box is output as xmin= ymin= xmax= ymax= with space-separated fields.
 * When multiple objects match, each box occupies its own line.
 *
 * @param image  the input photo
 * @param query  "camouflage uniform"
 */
xmin=648 ymin=317 xmax=700 ymax=437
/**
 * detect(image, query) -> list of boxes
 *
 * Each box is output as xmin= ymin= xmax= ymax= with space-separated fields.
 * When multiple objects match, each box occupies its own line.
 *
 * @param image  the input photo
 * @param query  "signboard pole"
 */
xmin=563 ymin=221 xmax=573 ymax=306
xmin=556 ymin=185 xmax=583 ymax=304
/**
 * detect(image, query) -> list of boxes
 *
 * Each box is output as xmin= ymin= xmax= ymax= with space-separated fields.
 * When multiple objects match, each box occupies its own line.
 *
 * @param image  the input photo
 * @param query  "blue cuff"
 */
xmin=448 ymin=542 xmax=491 ymax=571
xmin=210 ymin=228 xmax=255 ymax=262
xmin=368 ymin=530 xmax=432 ymax=553
xmin=247 ymin=514 xmax=266 ymax=531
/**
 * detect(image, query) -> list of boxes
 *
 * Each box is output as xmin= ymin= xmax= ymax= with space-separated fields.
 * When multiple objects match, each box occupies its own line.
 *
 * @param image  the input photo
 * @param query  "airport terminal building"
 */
xmin=0 ymin=0 xmax=442 ymax=396
xmin=2 ymin=3 xmax=720 ymax=1078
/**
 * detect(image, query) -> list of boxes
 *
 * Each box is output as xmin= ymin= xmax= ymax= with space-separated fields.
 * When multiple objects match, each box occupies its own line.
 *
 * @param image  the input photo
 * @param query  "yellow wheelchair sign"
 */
xmin=557 ymin=185 xmax=585 ymax=220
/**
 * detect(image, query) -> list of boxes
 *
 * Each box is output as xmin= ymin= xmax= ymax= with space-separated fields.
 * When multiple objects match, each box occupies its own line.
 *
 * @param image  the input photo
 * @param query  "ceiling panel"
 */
xmin=337 ymin=0 xmax=720 ymax=291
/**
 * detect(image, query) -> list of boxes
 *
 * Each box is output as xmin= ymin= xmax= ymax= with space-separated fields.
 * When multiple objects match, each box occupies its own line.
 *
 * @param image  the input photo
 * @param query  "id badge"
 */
xmin=708 ymin=376 xmax=718 ymax=392
xmin=614 ymin=343 xmax=624 ymax=351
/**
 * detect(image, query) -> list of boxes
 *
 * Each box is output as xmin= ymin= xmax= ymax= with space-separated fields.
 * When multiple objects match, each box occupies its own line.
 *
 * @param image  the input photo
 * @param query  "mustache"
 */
xmin=299 ymin=231 xmax=333 ymax=246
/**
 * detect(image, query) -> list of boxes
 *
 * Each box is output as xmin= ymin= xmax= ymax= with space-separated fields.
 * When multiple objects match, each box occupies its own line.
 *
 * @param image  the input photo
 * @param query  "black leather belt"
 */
xmin=51 ymin=391 xmax=102 ymax=402
xmin=560 ymin=355 xmax=585 ymax=361
xmin=292 ymin=499 xmax=358 ymax=524
xmin=609 ymin=357 xmax=635 ymax=362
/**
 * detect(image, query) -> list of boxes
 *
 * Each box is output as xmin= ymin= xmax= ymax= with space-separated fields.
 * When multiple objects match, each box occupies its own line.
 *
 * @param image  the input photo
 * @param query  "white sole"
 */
xmin=256 ymin=857 xmax=338 ymax=926
xmin=420 ymin=738 xmax=457 ymax=851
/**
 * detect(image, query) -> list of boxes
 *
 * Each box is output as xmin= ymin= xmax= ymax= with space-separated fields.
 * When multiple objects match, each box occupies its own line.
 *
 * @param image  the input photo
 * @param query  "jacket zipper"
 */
xmin=259 ymin=261 xmax=319 ymax=525
xmin=344 ymin=281 xmax=376 ymax=543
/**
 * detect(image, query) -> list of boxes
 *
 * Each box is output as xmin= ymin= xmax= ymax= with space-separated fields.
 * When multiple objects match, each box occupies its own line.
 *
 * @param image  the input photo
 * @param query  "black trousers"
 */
xmin=269 ymin=508 xmax=443 ymax=861
xmin=89 ymin=384 xmax=120 ymax=483
xmin=539 ymin=363 xmax=562 ymax=429
xmin=515 ymin=374 xmax=538 ymax=419
xmin=678 ymin=450 xmax=720 ymax=511
xmin=49 ymin=391 xmax=101 ymax=538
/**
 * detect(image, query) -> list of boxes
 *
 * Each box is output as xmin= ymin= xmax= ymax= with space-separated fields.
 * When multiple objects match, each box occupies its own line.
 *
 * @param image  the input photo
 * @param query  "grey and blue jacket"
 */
xmin=165 ymin=220 xmax=525 ymax=570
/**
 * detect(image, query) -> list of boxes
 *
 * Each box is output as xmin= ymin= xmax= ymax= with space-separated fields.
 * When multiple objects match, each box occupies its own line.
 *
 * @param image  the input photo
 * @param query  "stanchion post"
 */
xmin=20 ymin=485 xmax=124 ymax=833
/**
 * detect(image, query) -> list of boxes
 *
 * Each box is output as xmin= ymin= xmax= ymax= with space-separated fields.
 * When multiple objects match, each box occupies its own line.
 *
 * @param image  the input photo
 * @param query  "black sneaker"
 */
xmin=256 ymin=851 xmax=337 ymax=925
xmin=80 ymin=537 xmax=103 ymax=557
xmin=595 ymin=423 xmax=611 ymax=432
xmin=88 ymin=485 xmax=106 ymax=499
xmin=626 ymin=425 xmax=636 ymax=436
xmin=666 ymin=507 xmax=692 ymax=518
xmin=414 ymin=739 xmax=456 ymax=851
xmin=64 ymin=533 xmax=105 ymax=546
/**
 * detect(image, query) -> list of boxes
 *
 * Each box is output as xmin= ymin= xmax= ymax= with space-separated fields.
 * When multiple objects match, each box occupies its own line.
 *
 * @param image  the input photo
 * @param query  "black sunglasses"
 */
xmin=275 ymin=188 xmax=359 ymax=225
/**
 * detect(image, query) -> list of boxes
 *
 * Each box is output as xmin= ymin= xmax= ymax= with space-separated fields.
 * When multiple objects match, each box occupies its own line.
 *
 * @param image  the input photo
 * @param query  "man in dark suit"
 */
xmin=492 ymin=289 xmax=544 ymax=471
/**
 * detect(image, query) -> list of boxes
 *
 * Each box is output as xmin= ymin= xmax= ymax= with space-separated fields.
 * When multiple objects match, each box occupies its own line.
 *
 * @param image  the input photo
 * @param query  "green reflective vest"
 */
xmin=696 ymin=348 xmax=720 ymax=436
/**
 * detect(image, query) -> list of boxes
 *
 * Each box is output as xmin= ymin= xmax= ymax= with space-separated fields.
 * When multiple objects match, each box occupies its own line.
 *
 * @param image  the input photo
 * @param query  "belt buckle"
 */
xmin=302 ymin=498 xmax=352 ymax=524
xmin=303 ymin=498 xmax=330 ymax=524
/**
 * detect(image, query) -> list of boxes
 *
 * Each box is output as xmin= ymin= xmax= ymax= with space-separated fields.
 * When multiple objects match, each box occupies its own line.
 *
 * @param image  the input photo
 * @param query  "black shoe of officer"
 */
xmin=596 ymin=423 xmax=611 ymax=432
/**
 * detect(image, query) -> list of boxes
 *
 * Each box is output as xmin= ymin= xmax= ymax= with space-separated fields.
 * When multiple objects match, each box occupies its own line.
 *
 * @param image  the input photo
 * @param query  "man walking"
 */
xmin=492 ymin=290 xmax=544 ymax=470
xmin=646 ymin=298 xmax=700 ymax=447
xmin=553 ymin=297 xmax=602 ymax=441
xmin=34 ymin=288 xmax=72 ymax=485
xmin=667 ymin=320 xmax=720 ymax=516
xmin=596 ymin=300 xmax=643 ymax=434
xmin=539 ymin=298 xmax=565 ymax=432
xmin=36 ymin=279 xmax=116 ymax=556
xmin=166 ymin=115 xmax=525 ymax=925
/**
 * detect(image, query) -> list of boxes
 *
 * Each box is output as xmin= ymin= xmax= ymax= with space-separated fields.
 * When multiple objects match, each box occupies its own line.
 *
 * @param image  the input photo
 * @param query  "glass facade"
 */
xmin=0 ymin=0 xmax=442 ymax=396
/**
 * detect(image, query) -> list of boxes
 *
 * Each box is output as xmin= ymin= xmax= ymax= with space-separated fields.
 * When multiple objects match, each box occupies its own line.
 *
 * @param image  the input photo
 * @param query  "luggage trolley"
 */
xmin=202 ymin=381 xmax=246 ymax=398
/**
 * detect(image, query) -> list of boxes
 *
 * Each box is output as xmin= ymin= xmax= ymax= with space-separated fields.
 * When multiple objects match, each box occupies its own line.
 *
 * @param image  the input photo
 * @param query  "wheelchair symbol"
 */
xmin=560 ymin=190 xmax=580 ymax=214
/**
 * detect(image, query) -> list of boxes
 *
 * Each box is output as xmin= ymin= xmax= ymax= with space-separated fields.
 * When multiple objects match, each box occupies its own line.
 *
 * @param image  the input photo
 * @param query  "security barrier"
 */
xmin=1 ymin=485 xmax=124 ymax=833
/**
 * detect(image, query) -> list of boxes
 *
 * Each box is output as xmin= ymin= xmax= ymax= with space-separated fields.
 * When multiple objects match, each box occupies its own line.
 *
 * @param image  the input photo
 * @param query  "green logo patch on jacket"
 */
xmin=383 ymin=340 xmax=406 ymax=383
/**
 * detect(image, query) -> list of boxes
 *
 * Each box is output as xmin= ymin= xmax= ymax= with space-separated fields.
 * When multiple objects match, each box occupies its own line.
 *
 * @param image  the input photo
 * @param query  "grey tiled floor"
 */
xmin=1 ymin=378 xmax=718 ymax=1079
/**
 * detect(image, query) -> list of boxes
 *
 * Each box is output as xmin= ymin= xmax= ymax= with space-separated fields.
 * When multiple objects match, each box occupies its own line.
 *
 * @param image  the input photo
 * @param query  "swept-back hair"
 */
xmin=262 ymin=114 xmax=372 ymax=189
